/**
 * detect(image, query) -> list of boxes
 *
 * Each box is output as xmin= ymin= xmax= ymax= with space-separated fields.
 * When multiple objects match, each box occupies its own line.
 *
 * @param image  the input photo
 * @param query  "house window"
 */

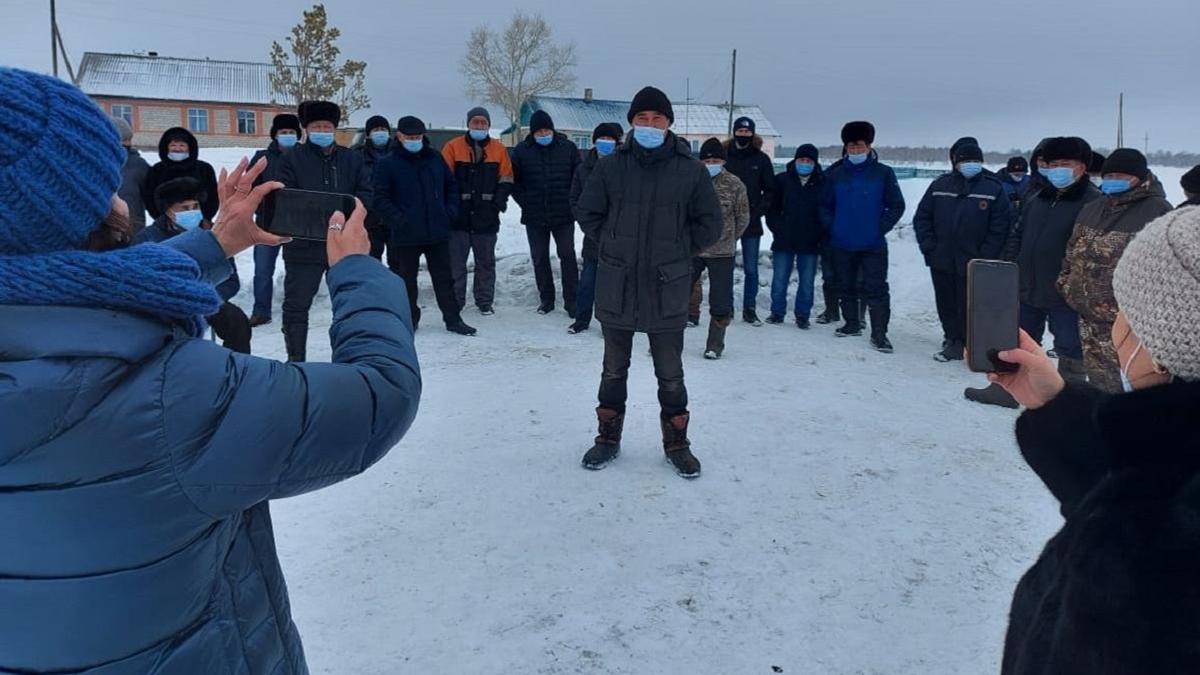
xmin=690 ymin=139 xmax=700 ymax=153
xmin=237 ymin=110 xmax=257 ymax=135
xmin=187 ymin=108 xmax=209 ymax=134
xmin=110 ymin=104 xmax=133 ymax=126
xmin=573 ymin=134 xmax=590 ymax=150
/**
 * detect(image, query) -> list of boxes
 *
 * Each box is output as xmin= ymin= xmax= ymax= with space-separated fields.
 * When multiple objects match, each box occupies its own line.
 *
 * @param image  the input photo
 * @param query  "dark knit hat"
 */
xmin=794 ymin=144 xmax=820 ymax=162
xmin=396 ymin=116 xmax=426 ymax=136
xmin=1006 ymin=156 xmax=1029 ymax=173
xmin=529 ymin=110 xmax=555 ymax=134
xmin=699 ymin=137 xmax=726 ymax=161
xmin=950 ymin=137 xmax=979 ymax=163
xmin=952 ymin=142 xmax=984 ymax=165
xmin=467 ymin=106 xmax=491 ymax=125
xmin=298 ymin=100 xmax=340 ymax=127
xmin=364 ymin=115 xmax=391 ymax=133
xmin=1041 ymin=136 xmax=1092 ymax=164
xmin=1101 ymin=148 xmax=1149 ymax=180
xmin=270 ymin=114 xmax=301 ymax=139
xmin=593 ymin=122 xmax=623 ymax=143
xmin=627 ymin=86 xmax=674 ymax=124
xmin=841 ymin=121 xmax=875 ymax=145
xmin=1182 ymin=165 xmax=1200 ymax=194
xmin=734 ymin=116 xmax=756 ymax=134
xmin=154 ymin=176 xmax=207 ymax=213
xmin=0 ymin=67 xmax=124 ymax=255
xmin=1089 ymin=151 xmax=1107 ymax=174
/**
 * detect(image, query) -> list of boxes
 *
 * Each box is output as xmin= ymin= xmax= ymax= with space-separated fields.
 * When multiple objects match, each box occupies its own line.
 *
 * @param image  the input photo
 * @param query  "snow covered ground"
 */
xmin=177 ymin=147 xmax=1172 ymax=673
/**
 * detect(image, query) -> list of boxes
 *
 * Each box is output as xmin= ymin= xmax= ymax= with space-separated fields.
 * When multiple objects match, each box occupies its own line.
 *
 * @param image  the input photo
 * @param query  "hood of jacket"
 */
xmin=157 ymin=127 xmax=199 ymax=163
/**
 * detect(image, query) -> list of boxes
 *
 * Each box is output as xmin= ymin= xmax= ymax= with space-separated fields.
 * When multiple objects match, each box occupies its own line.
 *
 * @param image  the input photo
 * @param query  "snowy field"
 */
xmin=169 ymin=148 xmax=1183 ymax=673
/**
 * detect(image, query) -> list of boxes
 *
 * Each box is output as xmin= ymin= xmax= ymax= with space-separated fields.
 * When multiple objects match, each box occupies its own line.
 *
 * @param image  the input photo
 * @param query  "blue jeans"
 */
xmin=1020 ymin=304 xmax=1083 ymax=360
xmin=252 ymin=244 xmax=281 ymax=319
xmin=771 ymin=252 xmax=818 ymax=319
xmin=741 ymin=236 xmax=761 ymax=311
xmin=575 ymin=257 xmax=597 ymax=327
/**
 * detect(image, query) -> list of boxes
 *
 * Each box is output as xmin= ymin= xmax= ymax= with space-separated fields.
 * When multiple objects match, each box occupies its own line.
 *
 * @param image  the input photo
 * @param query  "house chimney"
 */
xmin=584 ymin=88 xmax=593 ymax=103
xmin=148 ymin=51 xmax=158 ymax=57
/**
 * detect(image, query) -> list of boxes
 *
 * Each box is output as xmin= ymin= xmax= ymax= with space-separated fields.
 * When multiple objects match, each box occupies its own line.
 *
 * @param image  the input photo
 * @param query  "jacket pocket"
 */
xmin=657 ymin=258 xmax=693 ymax=320
xmin=596 ymin=259 xmax=627 ymax=316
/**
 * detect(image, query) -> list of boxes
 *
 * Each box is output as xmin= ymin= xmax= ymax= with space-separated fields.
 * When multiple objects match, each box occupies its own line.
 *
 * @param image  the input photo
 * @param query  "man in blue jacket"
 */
xmin=248 ymin=113 xmax=301 ymax=327
xmin=820 ymin=121 xmax=906 ymax=352
xmin=374 ymin=115 xmax=476 ymax=336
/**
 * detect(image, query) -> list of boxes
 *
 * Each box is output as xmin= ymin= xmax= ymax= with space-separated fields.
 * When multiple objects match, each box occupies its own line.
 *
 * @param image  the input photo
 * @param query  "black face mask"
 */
xmin=735 ymin=136 xmax=752 ymax=148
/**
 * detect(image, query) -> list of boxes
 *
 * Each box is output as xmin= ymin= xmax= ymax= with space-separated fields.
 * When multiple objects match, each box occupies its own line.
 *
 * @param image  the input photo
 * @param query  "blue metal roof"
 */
xmin=521 ymin=96 xmax=780 ymax=137
xmin=78 ymin=52 xmax=287 ymax=106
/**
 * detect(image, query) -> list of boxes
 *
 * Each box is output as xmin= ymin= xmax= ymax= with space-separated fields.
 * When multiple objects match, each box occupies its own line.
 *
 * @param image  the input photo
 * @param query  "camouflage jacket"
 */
xmin=1057 ymin=174 xmax=1172 ymax=323
xmin=699 ymin=169 xmax=750 ymax=258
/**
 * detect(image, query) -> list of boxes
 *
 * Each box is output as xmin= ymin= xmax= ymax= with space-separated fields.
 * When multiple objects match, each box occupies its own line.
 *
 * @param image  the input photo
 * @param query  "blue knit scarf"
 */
xmin=0 ymin=243 xmax=222 ymax=334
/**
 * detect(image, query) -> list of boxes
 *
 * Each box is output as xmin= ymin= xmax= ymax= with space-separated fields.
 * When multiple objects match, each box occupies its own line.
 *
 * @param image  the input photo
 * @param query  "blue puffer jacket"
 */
xmin=0 ymin=231 xmax=421 ymax=674
xmin=819 ymin=151 xmax=906 ymax=251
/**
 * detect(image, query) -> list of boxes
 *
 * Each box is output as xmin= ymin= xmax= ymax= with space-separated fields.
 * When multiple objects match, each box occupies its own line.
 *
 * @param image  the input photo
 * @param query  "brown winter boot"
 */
xmin=1057 ymin=357 xmax=1088 ymax=386
xmin=704 ymin=317 xmax=731 ymax=359
xmin=661 ymin=411 xmax=701 ymax=479
xmin=582 ymin=407 xmax=624 ymax=470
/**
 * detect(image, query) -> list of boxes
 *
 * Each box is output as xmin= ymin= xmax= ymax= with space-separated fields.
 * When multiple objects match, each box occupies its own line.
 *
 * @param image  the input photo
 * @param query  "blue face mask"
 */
xmin=706 ymin=164 xmax=723 ymax=177
xmin=173 ymin=209 xmax=203 ymax=230
xmin=276 ymin=133 xmax=298 ymax=148
xmin=535 ymin=134 xmax=553 ymax=146
xmin=595 ymin=139 xmax=617 ymax=156
xmin=633 ymin=126 xmax=666 ymax=149
xmin=958 ymin=162 xmax=984 ymax=178
xmin=309 ymin=132 xmax=335 ymax=148
xmin=402 ymin=139 xmax=424 ymax=153
xmin=1045 ymin=167 xmax=1078 ymax=189
xmin=795 ymin=162 xmax=814 ymax=176
xmin=167 ymin=151 xmax=189 ymax=162
xmin=1101 ymin=178 xmax=1132 ymax=195
xmin=469 ymin=129 xmax=489 ymax=142
xmin=370 ymin=131 xmax=390 ymax=147
xmin=846 ymin=151 xmax=869 ymax=165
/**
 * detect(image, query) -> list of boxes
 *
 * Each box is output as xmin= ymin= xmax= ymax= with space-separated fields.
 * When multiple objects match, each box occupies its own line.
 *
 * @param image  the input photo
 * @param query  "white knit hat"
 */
xmin=1113 ymin=206 xmax=1200 ymax=381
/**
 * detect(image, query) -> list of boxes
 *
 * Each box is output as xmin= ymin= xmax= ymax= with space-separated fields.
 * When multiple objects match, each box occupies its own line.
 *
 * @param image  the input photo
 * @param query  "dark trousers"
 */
xmin=367 ymin=226 xmax=388 ymax=261
xmin=207 ymin=301 xmax=251 ymax=354
xmin=251 ymin=244 xmax=280 ymax=319
xmin=387 ymin=242 xmax=462 ymax=328
xmin=526 ymin=223 xmax=579 ymax=307
xmin=575 ymin=257 xmax=598 ymax=327
xmin=691 ymin=256 xmax=735 ymax=321
xmin=281 ymin=260 xmax=328 ymax=331
xmin=930 ymin=269 xmax=967 ymax=343
xmin=448 ymin=230 xmax=498 ymax=309
xmin=599 ymin=326 xmax=688 ymax=416
xmin=819 ymin=246 xmax=838 ymax=297
xmin=1020 ymin=303 xmax=1083 ymax=360
xmin=831 ymin=246 xmax=889 ymax=323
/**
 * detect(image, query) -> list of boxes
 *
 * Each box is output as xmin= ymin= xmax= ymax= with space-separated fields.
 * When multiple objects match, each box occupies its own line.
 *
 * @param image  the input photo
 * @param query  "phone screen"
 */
xmin=262 ymin=188 xmax=356 ymax=242
xmin=966 ymin=259 xmax=1020 ymax=374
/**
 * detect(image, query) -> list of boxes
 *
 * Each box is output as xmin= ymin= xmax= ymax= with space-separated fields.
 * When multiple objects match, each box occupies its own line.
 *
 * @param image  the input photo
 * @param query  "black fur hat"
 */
xmin=269 ymin=114 xmax=301 ymax=139
xmin=841 ymin=121 xmax=875 ymax=145
xmin=154 ymin=177 xmax=206 ymax=213
xmin=298 ymin=100 xmax=341 ymax=127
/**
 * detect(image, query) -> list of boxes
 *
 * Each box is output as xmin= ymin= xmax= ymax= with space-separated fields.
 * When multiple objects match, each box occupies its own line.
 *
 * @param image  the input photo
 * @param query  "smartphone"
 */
xmin=262 ymin=188 xmax=356 ymax=241
xmin=966 ymin=259 xmax=1020 ymax=374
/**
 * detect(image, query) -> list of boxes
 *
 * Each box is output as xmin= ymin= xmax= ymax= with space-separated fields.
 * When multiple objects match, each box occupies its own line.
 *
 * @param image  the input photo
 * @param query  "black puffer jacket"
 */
xmin=570 ymin=149 xmax=602 ymax=261
xmin=723 ymin=136 xmax=777 ymax=238
xmin=912 ymin=171 xmax=1013 ymax=275
xmin=249 ymin=140 xmax=291 ymax=224
xmin=1003 ymin=380 xmax=1200 ymax=675
xmin=766 ymin=161 xmax=825 ymax=254
xmin=512 ymin=132 xmax=580 ymax=227
xmin=278 ymin=140 xmax=374 ymax=264
xmin=141 ymin=128 xmax=220 ymax=221
xmin=1008 ymin=178 xmax=1101 ymax=308
xmin=576 ymin=133 xmax=723 ymax=333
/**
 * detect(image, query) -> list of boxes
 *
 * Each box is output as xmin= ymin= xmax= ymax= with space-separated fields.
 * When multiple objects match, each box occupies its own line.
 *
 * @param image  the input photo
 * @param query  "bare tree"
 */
xmin=269 ymin=4 xmax=370 ymax=123
xmin=460 ymin=12 xmax=577 ymax=137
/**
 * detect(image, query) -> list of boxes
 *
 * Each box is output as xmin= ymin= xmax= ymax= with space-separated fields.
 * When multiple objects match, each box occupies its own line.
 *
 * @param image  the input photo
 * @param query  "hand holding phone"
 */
xmin=966 ymin=259 xmax=1020 ymax=374
xmin=262 ymin=188 xmax=358 ymax=242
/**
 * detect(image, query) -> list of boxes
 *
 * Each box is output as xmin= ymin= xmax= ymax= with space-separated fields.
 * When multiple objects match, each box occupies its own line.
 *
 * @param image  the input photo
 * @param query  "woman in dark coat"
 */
xmin=140 ymin=126 xmax=221 ymax=221
xmin=987 ymin=206 xmax=1200 ymax=674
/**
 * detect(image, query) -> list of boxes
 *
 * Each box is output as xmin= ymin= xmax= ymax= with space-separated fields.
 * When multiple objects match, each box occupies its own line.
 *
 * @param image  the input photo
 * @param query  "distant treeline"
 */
xmin=776 ymin=145 xmax=1200 ymax=168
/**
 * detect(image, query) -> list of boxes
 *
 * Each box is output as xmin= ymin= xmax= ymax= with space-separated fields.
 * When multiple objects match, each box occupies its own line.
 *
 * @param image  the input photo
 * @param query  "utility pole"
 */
xmin=685 ymin=77 xmax=690 ymax=138
xmin=1144 ymin=132 xmax=1150 ymax=155
xmin=727 ymin=49 xmax=737 ymax=137
xmin=50 ymin=0 xmax=58 ymax=77
xmin=1116 ymin=92 xmax=1124 ymax=148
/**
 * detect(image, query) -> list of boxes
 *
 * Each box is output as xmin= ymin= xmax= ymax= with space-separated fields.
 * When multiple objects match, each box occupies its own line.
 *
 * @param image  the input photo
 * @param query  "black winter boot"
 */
xmin=816 ymin=288 xmax=840 ymax=324
xmin=283 ymin=323 xmax=307 ymax=363
xmin=835 ymin=296 xmax=863 ymax=336
xmin=869 ymin=307 xmax=893 ymax=353
xmin=661 ymin=411 xmax=701 ymax=479
xmin=704 ymin=317 xmax=730 ymax=359
xmin=964 ymin=383 xmax=1019 ymax=409
xmin=582 ymin=407 xmax=624 ymax=470
xmin=934 ymin=340 xmax=965 ymax=362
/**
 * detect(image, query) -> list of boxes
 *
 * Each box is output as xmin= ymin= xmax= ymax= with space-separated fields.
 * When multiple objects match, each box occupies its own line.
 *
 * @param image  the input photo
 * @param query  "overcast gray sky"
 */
xmin=4 ymin=0 xmax=1196 ymax=152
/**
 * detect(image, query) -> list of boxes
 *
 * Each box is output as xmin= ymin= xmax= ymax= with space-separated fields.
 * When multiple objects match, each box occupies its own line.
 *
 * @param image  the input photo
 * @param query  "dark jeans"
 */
xmin=930 ymin=269 xmax=967 ymax=343
xmin=526 ymin=223 xmax=578 ymax=307
xmin=367 ymin=226 xmax=388 ymax=261
xmin=599 ymin=326 xmax=688 ymax=416
xmin=831 ymin=246 xmax=889 ymax=323
xmin=448 ymin=230 xmax=498 ymax=309
xmin=207 ymin=301 xmax=251 ymax=354
xmin=281 ymin=260 xmax=327 ymax=330
xmin=771 ymin=251 xmax=818 ymax=319
xmin=741 ymin=235 xmax=762 ymax=311
xmin=575 ymin=257 xmax=597 ymax=327
xmin=1020 ymin=303 xmax=1083 ymax=360
xmin=251 ymin=244 xmax=280 ymax=319
xmin=691 ymin=256 xmax=735 ymax=320
xmin=387 ymin=242 xmax=462 ymax=328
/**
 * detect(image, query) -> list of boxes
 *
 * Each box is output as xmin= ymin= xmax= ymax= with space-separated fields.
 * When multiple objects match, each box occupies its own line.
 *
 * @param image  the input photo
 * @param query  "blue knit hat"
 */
xmin=0 ymin=68 xmax=125 ymax=255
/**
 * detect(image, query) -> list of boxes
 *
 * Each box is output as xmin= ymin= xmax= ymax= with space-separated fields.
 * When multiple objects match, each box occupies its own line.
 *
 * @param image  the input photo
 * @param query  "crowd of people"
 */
xmin=3 ymin=65 xmax=1200 ymax=673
